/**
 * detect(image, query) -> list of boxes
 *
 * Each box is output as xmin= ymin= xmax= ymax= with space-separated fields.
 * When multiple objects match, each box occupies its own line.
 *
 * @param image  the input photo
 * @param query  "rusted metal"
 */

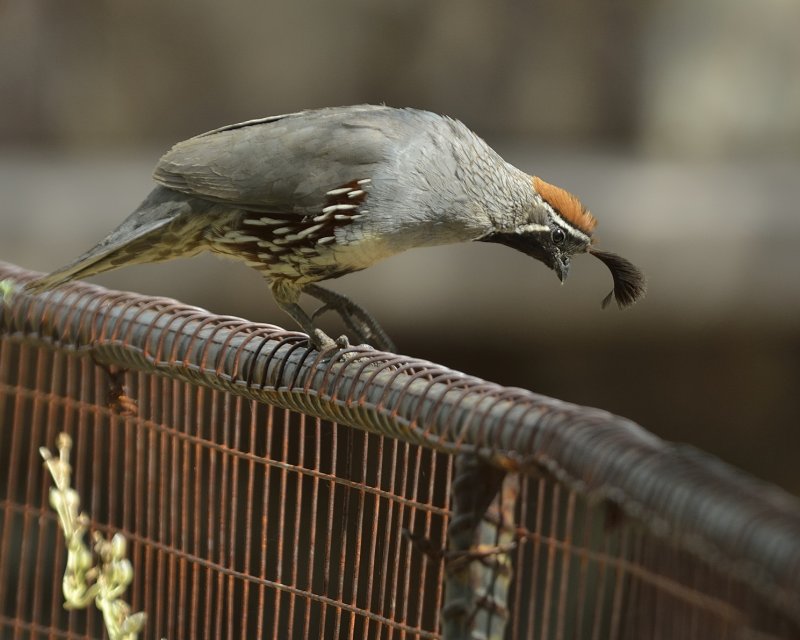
xmin=2 ymin=261 xmax=800 ymax=639
xmin=442 ymin=454 xmax=517 ymax=640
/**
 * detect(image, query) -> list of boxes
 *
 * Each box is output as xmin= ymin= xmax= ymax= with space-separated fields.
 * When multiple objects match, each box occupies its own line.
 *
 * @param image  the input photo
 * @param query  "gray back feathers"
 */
xmin=153 ymin=106 xmax=528 ymax=229
xmin=154 ymin=106 xmax=429 ymax=214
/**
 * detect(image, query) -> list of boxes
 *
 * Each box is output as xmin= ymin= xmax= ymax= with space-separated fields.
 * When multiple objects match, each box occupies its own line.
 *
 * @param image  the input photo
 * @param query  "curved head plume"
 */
xmin=533 ymin=177 xmax=646 ymax=309
xmin=589 ymin=248 xmax=646 ymax=309
xmin=482 ymin=174 xmax=646 ymax=309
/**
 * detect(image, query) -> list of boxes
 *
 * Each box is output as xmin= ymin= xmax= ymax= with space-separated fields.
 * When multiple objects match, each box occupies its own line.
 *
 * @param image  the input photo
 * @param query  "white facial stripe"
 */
xmin=549 ymin=213 xmax=591 ymax=244
xmin=516 ymin=223 xmax=550 ymax=234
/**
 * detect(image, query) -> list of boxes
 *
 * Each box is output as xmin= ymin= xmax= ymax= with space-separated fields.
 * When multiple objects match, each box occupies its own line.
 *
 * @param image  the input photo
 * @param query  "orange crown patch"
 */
xmin=533 ymin=176 xmax=597 ymax=235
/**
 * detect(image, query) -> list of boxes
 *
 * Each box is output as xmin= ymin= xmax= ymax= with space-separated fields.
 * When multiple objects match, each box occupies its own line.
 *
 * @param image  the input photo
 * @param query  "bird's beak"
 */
xmin=555 ymin=256 xmax=570 ymax=283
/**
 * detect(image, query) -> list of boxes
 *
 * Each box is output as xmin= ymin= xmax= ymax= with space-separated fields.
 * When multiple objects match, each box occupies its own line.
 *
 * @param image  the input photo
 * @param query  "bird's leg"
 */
xmin=311 ymin=303 xmax=364 ymax=344
xmin=303 ymin=284 xmax=396 ymax=352
xmin=270 ymin=280 xmax=343 ymax=350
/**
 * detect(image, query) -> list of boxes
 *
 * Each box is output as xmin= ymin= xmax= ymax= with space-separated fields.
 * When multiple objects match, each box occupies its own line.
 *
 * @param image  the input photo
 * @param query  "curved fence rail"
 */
xmin=1 ymin=260 xmax=799 ymax=639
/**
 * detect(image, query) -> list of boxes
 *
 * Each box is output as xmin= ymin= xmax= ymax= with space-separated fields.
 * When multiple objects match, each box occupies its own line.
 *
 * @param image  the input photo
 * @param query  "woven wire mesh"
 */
xmin=1 ymin=260 xmax=799 ymax=639
xmin=0 ymin=327 xmax=449 ymax=639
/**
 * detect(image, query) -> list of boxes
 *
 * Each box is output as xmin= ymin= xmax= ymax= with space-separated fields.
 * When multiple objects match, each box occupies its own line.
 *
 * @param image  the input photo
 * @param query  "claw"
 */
xmin=312 ymin=328 xmax=338 ymax=351
xmin=273 ymin=281 xmax=396 ymax=351
xmin=335 ymin=335 xmax=350 ymax=349
xmin=311 ymin=330 xmax=350 ymax=353
xmin=303 ymin=284 xmax=396 ymax=352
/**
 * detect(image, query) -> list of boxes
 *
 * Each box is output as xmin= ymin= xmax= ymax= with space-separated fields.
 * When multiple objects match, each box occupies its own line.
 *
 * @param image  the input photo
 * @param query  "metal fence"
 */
xmin=1 ymin=260 xmax=799 ymax=639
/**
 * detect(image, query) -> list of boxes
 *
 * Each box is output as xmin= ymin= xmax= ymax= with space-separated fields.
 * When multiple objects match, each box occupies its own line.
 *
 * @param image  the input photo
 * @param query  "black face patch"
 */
xmin=479 ymin=231 xmax=553 ymax=267
xmin=478 ymin=224 xmax=589 ymax=283
xmin=546 ymin=212 xmax=593 ymax=254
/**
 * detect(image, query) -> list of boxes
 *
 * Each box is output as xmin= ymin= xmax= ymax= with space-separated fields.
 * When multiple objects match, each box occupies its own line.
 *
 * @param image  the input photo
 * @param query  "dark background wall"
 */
xmin=2 ymin=0 xmax=799 ymax=493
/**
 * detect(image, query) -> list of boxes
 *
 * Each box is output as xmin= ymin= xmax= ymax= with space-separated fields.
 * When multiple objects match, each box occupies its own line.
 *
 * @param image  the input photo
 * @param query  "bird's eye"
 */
xmin=551 ymin=228 xmax=566 ymax=244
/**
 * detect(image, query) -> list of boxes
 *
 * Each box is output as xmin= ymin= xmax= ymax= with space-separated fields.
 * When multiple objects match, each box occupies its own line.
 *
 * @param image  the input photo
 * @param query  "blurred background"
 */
xmin=1 ymin=0 xmax=798 ymax=493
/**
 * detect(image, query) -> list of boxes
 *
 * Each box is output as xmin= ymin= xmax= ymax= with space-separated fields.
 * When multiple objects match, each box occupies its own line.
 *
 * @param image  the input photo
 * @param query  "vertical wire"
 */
xmin=388 ymin=440 xmax=414 ymax=640
xmin=286 ymin=411 xmax=307 ymax=638
xmin=33 ymin=349 xmax=66 ymax=628
xmin=189 ymin=384 xmax=205 ymax=640
xmin=318 ymin=419 xmax=339 ymax=636
xmin=511 ymin=475 xmax=530 ymax=640
xmin=0 ymin=338 xmax=16 ymax=618
xmin=608 ymin=527 xmax=629 ymax=639
xmin=256 ymin=403 xmax=275 ymax=637
xmin=165 ymin=377 xmax=181 ymax=637
xmin=270 ymin=407 xmax=291 ymax=639
xmin=539 ymin=482 xmax=561 ymax=640
xmin=177 ymin=379 xmax=193 ymax=638
xmin=301 ymin=415 xmax=324 ymax=638
xmin=226 ymin=394 xmax=244 ymax=638
xmin=14 ymin=345 xmax=48 ymax=631
xmin=526 ymin=477 xmax=547 ymax=639
xmin=433 ymin=451 xmax=454 ymax=635
xmin=241 ymin=399 xmax=259 ymax=637
xmin=153 ymin=374 xmax=169 ymax=634
xmin=346 ymin=429 xmax=371 ymax=640
xmin=375 ymin=436 xmax=399 ymax=637
xmin=204 ymin=388 xmax=220 ymax=640
xmin=573 ymin=496 xmax=595 ymax=640
xmin=396 ymin=440 xmax=420 ymax=636
xmin=554 ymin=489 xmax=577 ymax=640
xmin=76 ymin=354 xmax=94 ymax=637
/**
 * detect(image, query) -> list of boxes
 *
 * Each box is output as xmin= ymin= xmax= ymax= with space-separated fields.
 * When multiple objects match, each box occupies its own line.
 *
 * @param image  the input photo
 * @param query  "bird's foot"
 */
xmin=335 ymin=334 xmax=351 ymax=349
xmin=303 ymin=284 xmax=396 ymax=352
xmin=311 ymin=329 xmax=351 ymax=351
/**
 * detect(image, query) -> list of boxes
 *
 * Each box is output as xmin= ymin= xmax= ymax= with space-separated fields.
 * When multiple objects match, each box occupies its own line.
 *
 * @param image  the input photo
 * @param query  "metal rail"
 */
xmin=2 ymin=260 xmax=800 ymax=638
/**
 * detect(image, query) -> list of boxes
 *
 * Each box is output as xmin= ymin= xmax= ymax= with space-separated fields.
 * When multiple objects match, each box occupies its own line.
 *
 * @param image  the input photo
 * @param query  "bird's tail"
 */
xmin=26 ymin=187 xmax=199 ymax=294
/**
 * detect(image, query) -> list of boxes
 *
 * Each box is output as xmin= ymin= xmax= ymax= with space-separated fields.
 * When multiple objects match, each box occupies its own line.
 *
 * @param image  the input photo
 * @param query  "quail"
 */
xmin=27 ymin=105 xmax=645 ymax=351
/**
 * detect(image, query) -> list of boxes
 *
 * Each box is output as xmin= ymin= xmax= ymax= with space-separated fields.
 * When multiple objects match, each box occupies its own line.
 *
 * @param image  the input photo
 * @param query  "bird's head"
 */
xmin=479 ymin=176 xmax=646 ymax=308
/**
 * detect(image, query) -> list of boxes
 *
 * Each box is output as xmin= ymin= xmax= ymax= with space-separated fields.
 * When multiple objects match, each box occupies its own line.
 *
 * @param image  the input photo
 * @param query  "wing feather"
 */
xmin=153 ymin=105 xmax=401 ymax=214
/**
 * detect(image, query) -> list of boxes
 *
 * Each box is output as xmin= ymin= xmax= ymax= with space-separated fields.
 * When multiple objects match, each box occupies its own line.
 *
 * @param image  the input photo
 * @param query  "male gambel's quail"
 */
xmin=27 ymin=105 xmax=645 ymax=351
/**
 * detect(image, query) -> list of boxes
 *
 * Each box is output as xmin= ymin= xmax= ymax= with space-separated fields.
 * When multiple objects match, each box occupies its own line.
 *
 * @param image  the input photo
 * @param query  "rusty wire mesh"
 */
xmin=1 ymin=260 xmax=799 ymax=639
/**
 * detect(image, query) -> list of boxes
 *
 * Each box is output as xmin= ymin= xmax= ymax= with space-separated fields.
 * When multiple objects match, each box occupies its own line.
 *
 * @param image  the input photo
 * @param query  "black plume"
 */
xmin=589 ymin=249 xmax=646 ymax=309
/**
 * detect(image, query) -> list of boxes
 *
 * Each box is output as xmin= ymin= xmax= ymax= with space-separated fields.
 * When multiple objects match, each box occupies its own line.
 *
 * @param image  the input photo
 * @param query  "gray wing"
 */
xmin=153 ymin=105 xmax=410 ymax=214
